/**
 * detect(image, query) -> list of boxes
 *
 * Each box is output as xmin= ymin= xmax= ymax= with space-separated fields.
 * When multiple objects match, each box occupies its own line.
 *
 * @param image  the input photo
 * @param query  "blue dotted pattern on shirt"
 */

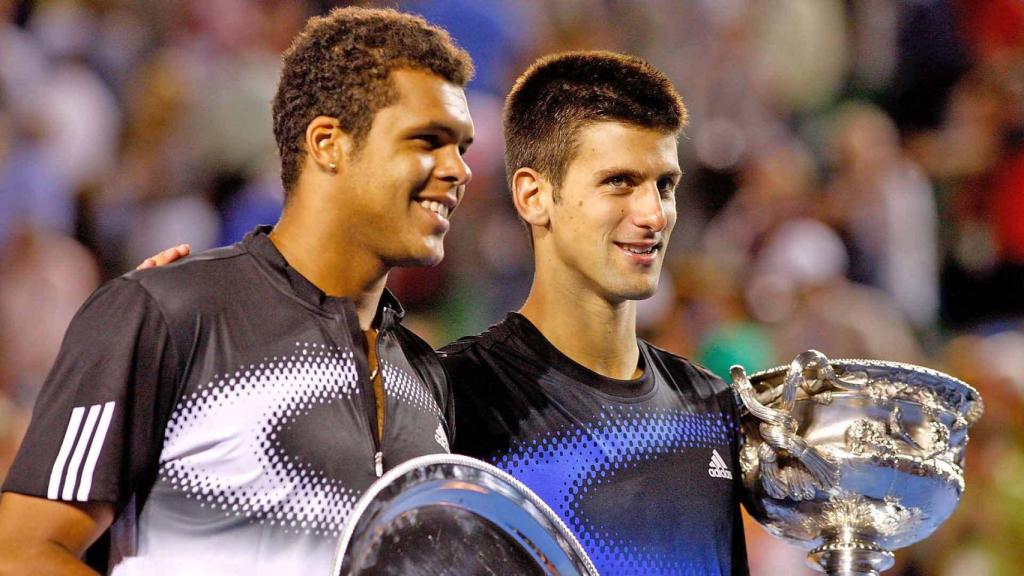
xmin=493 ymin=405 xmax=735 ymax=576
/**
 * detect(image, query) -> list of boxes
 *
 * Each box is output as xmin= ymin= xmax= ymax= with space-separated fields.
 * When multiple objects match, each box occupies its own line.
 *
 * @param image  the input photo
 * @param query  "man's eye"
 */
xmin=607 ymin=176 xmax=629 ymax=187
xmin=658 ymin=178 xmax=677 ymax=195
xmin=415 ymin=135 xmax=442 ymax=148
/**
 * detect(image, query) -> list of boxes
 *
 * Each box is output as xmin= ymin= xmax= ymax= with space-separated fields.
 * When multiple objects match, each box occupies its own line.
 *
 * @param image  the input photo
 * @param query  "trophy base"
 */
xmin=807 ymin=540 xmax=895 ymax=576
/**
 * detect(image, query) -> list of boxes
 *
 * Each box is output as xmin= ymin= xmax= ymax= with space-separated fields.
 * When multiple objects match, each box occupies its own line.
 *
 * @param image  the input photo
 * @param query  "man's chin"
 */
xmin=419 ymin=239 xmax=445 ymax=267
xmin=390 ymin=243 xmax=445 ymax=268
xmin=622 ymin=288 xmax=658 ymax=301
xmin=611 ymin=278 xmax=660 ymax=301
xmin=419 ymin=251 xmax=444 ymax=267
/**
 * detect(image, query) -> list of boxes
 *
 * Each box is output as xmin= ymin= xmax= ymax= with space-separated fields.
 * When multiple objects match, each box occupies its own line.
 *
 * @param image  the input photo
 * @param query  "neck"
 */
xmin=520 ymin=266 xmax=640 ymax=380
xmin=270 ymin=198 xmax=388 ymax=330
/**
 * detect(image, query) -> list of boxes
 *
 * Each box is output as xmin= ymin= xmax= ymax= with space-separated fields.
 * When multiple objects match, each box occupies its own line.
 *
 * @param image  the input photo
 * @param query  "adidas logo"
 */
xmin=708 ymin=449 xmax=733 ymax=479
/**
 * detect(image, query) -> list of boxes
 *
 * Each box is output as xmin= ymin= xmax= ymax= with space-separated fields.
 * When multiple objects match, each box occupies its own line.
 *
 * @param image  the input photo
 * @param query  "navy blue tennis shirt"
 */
xmin=440 ymin=313 xmax=749 ymax=576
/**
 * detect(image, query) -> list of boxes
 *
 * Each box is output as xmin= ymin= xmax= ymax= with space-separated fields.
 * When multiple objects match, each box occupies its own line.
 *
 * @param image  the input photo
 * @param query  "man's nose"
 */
xmin=435 ymin=146 xmax=472 ymax=187
xmin=633 ymin=185 xmax=667 ymax=231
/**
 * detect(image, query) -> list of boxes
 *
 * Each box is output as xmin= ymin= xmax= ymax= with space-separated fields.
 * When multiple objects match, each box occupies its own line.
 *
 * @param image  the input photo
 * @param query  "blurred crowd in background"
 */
xmin=1 ymin=0 xmax=1022 ymax=574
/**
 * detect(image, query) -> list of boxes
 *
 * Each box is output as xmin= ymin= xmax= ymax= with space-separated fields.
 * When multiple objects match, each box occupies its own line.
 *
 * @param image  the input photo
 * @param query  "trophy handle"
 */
xmin=732 ymin=351 xmax=840 ymax=500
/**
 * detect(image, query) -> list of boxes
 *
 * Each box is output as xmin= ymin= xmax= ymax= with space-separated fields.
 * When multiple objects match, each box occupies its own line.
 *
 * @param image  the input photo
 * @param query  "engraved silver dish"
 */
xmin=332 ymin=454 xmax=599 ymax=576
xmin=732 ymin=350 xmax=983 ymax=576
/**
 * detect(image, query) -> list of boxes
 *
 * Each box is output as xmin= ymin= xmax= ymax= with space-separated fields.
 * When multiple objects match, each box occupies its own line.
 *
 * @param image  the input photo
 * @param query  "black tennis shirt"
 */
xmin=4 ymin=226 xmax=453 ymax=575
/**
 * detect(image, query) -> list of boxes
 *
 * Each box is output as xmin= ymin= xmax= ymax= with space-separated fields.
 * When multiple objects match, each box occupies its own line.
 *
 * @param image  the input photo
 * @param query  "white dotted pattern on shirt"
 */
xmin=159 ymin=342 xmax=361 ymax=537
xmin=381 ymin=360 xmax=442 ymax=418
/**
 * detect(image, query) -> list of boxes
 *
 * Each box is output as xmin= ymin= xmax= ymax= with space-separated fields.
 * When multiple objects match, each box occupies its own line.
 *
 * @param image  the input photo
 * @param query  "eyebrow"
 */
xmin=408 ymin=122 xmax=475 ymax=147
xmin=593 ymin=167 xmax=683 ymax=181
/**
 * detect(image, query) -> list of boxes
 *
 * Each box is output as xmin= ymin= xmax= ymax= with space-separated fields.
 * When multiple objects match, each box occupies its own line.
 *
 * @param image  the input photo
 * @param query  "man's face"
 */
xmin=542 ymin=122 xmax=680 ymax=302
xmin=340 ymin=68 xmax=474 ymax=267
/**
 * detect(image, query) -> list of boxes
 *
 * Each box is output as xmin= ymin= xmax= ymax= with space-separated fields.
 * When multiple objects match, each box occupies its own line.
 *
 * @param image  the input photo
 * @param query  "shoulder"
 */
xmin=437 ymin=322 xmax=522 ymax=394
xmin=118 ymin=244 xmax=252 ymax=315
xmin=437 ymin=321 xmax=511 ymax=372
xmin=124 ymin=244 xmax=248 ymax=294
xmin=642 ymin=341 xmax=743 ymax=423
xmin=641 ymin=340 xmax=731 ymax=395
xmin=437 ymin=333 xmax=490 ymax=381
xmin=438 ymin=317 xmax=511 ymax=358
xmin=437 ymin=332 xmax=485 ymax=359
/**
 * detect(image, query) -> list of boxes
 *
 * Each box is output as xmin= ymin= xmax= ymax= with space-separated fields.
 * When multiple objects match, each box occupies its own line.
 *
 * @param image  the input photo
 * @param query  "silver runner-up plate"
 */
xmin=332 ymin=454 xmax=599 ymax=576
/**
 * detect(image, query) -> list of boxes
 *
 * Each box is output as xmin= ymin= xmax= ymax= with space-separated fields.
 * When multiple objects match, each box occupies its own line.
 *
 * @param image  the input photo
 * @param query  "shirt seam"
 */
xmin=125 ymin=276 xmax=186 ymax=388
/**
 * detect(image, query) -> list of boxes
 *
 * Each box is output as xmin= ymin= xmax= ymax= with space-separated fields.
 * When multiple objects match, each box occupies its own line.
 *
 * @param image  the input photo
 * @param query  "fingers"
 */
xmin=136 ymin=244 xmax=191 ymax=270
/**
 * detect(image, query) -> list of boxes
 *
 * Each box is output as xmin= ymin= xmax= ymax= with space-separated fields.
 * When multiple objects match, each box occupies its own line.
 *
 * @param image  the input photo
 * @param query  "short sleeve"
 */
xmin=3 ymin=277 xmax=181 ymax=513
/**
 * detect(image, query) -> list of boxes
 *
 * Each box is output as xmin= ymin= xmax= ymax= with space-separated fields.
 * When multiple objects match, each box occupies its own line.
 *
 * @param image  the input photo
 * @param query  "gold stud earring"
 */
xmin=328 ymin=161 xmax=337 ymax=172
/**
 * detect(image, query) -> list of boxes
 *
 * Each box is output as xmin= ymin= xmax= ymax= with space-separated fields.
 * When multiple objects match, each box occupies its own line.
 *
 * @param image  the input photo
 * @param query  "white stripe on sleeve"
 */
xmin=77 ymin=401 xmax=116 ymax=501
xmin=48 ymin=406 xmax=87 ymax=499
xmin=62 ymin=404 xmax=102 ymax=501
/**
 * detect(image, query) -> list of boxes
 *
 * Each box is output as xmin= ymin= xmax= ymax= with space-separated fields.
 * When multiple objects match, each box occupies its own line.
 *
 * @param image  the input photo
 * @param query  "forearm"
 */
xmin=0 ymin=540 xmax=99 ymax=576
xmin=0 ymin=494 xmax=112 ymax=576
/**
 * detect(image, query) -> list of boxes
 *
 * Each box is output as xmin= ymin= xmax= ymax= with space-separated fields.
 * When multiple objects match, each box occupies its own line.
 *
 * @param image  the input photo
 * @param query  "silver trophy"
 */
xmin=732 ymin=350 xmax=984 ymax=576
xmin=332 ymin=454 xmax=599 ymax=576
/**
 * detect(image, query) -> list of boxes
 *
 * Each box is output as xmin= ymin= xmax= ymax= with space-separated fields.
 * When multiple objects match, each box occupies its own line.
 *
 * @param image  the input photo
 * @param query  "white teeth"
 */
xmin=624 ymin=245 xmax=656 ymax=255
xmin=419 ymin=200 xmax=450 ymax=220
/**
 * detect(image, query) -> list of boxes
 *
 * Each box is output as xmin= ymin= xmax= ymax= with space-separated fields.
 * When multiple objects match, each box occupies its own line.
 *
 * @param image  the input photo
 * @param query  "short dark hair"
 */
xmin=272 ymin=7 xmax=474 ymax=194
xmin=503 ymin=51 xmax=687 ymax=196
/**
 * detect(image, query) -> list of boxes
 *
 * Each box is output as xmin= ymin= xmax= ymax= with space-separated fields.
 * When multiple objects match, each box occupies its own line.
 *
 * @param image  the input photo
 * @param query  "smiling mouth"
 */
xmin=615 ymin=242 xmax=661 ymax=256
xmin=418 ymin=199 xmax=451 ymax=220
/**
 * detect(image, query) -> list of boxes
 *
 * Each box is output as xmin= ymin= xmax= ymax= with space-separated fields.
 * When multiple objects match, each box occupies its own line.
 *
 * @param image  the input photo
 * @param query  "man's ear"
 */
xmin=304 ymin=116 xmax=352 ymax=174
xmin=511 ymin=167 xmax=552 ymax=229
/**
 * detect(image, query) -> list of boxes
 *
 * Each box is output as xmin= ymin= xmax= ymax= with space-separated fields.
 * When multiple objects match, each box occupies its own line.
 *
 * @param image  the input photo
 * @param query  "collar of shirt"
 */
xmin=242 ymin=225 xmax=406 ymax=330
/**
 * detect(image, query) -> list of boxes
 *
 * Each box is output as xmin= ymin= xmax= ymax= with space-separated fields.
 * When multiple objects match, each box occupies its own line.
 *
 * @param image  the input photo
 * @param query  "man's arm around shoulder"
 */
xmin=0 ymin=492 xmax=112 ymax=575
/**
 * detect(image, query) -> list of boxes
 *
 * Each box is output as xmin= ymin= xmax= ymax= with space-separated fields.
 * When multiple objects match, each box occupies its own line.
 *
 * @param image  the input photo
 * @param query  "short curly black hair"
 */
xmin=504 ymin=51 xmax=687 ymax=198
xmin=272 ymin=7 xmax=474 ymax=194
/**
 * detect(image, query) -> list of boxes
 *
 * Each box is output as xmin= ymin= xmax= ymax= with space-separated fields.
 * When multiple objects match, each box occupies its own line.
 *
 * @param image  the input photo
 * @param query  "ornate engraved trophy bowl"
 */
xmin=732 ymin=350 xmax=983 ymax=576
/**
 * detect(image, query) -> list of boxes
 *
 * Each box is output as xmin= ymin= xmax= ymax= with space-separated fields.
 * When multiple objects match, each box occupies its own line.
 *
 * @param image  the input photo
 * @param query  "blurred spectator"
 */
xmin=912 ymin=70 xmax=1024 ymax=328
xmin=0 ymin=392 xmax=27 ymax=486
xmin=956 ymin=0 xmax=1024 ymax=65
xmin=0 ymin=0 xmax=48 ymax=117
xmin=890 ymin=0 xmax=971 ymax=132
xmin=406 ymin=0 xmax=533 ymax=97
xmin=0 ymin=230 xmax=100 ymax=408
xmin=703 ymin=137 xmax=818 ymax=279
xmin=823 ymin=101 xmax=940 ymax=331
xmin=218 ymin=174 xmax=283 ymax=245
xmin=0 ymin=96 xmax=75 ymax=248
xmin=28 ymin=3 xmax=122 ymax=189
xmin=745 ymin=218 xmax=924 ymax=363
xmin=908 ymin=330 xmax=1024 ymax=575
xmin=748 ymin=0 xmax=848 ymax=113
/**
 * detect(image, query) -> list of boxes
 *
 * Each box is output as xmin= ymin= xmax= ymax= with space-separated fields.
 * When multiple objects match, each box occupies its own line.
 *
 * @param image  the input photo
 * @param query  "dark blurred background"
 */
xmin=1 ymin=0 xmax=1022 ymax=573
